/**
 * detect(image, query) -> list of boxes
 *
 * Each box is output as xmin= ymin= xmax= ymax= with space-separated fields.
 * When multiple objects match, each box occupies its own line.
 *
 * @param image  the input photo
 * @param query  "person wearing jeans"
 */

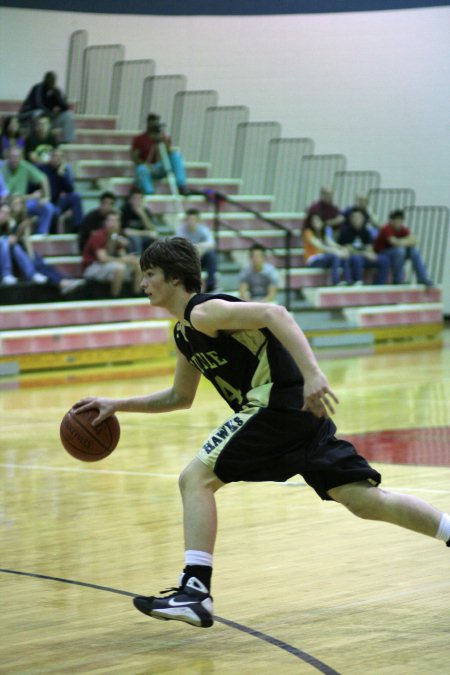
xmin=338 ymin=208 xmax=389 ymax=285
xmin=0 ymin=200 xmax=84 ymax=294
xmin=374 ymin=210 xmax=433 ymax=286
xmin=131 ymin=113 xmax=187 ymax=195
xmin=303 ymin=213 xmax=352 ymax=285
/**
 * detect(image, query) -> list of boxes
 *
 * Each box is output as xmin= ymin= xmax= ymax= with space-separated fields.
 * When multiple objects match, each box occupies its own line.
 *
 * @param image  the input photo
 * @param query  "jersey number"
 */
xmin=214 ymin=376 xmax=243 ymax=406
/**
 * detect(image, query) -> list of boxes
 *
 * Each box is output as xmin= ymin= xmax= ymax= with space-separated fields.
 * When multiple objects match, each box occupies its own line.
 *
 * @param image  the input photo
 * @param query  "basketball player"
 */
xmin=74 ymin=237 xmax=450 ymax=629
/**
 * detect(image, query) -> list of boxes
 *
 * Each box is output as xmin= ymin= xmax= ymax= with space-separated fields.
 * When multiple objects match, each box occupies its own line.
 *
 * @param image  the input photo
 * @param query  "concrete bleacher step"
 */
xmin=140 ymin=194 xmax=275 ymax=215
xmin=43 ymin=255 xmax=82 ymax=277
xmin=309 ymin=331 xmax=374 ymax=347
xmin=272 ymin=248 xmax=305 ymax=268
xmin=284 ymin=268 xmax=330 ymax=288
xmin=291 ymin=309 xmax=355 ymax=331
xmin=0 ymin=100 xmax=22 ymax=113
xmin=74 ymin=115 xmax=117 ymax=130
xmin=0 ymin=103 xmax=117 ymax=129
xmin=208 ymin=196 xmax=275 ymax=214
xmin=64 ymin=144 xmax=130 ymax=162
xmin=218 ymin=229 xmax=296 ymax=252
xmin=201 ymin=208 xmax=299 ymax=224
xmin=0 ymin=320 xmax=171 ymax=356
xmin=108 ymin=176 xmax=241 ymax=198
xmin=75 ymin=159 xmax=135 ymax=179
xmin=31 ymin=234 xmax=79 ymax=257
xmin=303 ymin=284 xmax=442 ymax=308
xmin=343 ymin=302 xmax=443 ymax=327
xmin=0 ymin=298 xmax=170 ymax=331
xmin=75 ymin=159 xmax=210 ymax=181
xmin=31 ymin=234 xmax=305 ymax=270
xmin=75 ymin=129 xmax=136 ymax=145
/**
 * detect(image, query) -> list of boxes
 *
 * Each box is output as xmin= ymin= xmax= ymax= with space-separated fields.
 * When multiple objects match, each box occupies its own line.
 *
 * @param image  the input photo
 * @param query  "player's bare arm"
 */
xmin=74 ymin=348 xmax=201 ymax=425
xmin=190 ymin=299 xmax=339 ymax=417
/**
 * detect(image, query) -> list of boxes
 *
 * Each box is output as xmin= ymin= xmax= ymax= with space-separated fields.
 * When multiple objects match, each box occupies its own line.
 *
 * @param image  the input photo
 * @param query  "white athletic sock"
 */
xmin=435 ymin=513 xmax=450 ymax=543
xmin=185 ymin=549 xmax=213 ymax=567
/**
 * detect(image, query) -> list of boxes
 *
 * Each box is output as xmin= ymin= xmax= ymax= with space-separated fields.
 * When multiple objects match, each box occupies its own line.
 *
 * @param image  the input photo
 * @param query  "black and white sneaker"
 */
xmin=133 ymin=576 xmax=214 ymax=628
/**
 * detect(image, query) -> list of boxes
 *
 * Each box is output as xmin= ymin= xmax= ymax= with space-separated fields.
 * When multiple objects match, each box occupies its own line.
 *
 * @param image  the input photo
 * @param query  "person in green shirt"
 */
xmin=0 ymin=146 xmax=57 ymax=234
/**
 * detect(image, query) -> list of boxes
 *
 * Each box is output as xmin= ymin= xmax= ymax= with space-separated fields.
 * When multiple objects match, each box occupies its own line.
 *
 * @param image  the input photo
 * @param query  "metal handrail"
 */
xmin=205 ymin=190 xmax=294 ymax=310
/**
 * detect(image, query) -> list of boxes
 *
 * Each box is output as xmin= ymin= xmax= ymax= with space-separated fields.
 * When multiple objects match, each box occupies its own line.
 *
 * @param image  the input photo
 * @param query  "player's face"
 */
xmin=140 ymin=266 xmax=174 ymax=306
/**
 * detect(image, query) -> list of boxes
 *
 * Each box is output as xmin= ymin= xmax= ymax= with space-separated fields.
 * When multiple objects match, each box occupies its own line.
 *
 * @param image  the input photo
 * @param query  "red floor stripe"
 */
xmin=346 ymin=427 xmax=450 ymax=467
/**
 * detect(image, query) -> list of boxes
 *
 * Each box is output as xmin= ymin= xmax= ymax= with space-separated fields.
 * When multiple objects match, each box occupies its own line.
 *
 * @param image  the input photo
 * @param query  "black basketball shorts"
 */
xmin=196 ymin=406 xmax=381 ymax=500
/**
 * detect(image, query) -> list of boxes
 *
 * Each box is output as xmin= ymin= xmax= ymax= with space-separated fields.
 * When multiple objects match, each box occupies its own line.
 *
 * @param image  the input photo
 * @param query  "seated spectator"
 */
xmin=82 ymin=211 xmax=142 ymax=297
xmin=131 ymin=113 xmax=187 ymax=195
xmin=19 ymin=71 xmax=75 ymax=143
xmin=303 ymin=213 xmax=352 ymax=285
xmin=121 ymin=187 xmax=158 ymax=255
xmin=338 ymin=208 xmax=389 ymax=285
xmin=176 ymin=208 xmax=217 ymax=292
xmin=0 ymin=201 xmax=45 ymax=285
xmin=1 ymin=115 xmax=26 ymax=159
xmin=239 ymin=244 xmax=279 ymax=302
xmin=78 ymin=190 xmax=117 ymax=253
xmin=0 ymin=147 xmax=57 ymax=235
xmin=342 ymin=193 xmax=380 ymax=239
xmin=374 ymin=209 xmax=434 ymax=287
xmin=306 ymin=186 xmax=345 ymax=235
xmin=25 ymin=114 xmax=59 ymax=164
xmin=0 ymin=197 xmax=83 ymax=294
xmin=39 ymin=148 xmax=83 ymax=232
xmin=0 ymin=171 xmax=8 ymax=201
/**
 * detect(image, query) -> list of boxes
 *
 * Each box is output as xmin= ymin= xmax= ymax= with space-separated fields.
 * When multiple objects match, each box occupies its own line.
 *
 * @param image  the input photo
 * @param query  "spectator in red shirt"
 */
xmin=131 ymin=114 xmax=187 ymax=196
xmin=82 ymin=211 xmax=142 ymax=297
xmin=374 ymin=209 xmax=433 ymax=286
xmin=306 ymin=186 xmax=345 ymax=234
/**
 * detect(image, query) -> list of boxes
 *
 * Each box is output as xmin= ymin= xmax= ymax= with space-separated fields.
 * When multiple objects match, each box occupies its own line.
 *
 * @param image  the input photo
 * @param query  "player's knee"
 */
xmin=330 ymin=483 xmax=381 ymax=520
xmin=179 ymin=461 xmax=222 ymax=494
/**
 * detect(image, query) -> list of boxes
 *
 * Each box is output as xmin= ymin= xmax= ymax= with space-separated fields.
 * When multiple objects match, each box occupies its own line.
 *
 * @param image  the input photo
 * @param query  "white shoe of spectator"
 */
xmin=2 ymin=274 xmax=18 ymax=285
xmin=60 ymin=278 xmax=86 ymax=295
xmin=32 ymin=272 xmax=48 ymax=284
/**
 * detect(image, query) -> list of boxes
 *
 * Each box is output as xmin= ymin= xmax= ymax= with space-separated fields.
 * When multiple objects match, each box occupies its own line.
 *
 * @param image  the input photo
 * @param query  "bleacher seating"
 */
xmin=1 ymin=27 xmax=448 ymax=377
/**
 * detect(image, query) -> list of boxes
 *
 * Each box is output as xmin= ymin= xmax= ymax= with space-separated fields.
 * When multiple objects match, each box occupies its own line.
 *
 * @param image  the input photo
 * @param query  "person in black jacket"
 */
xmin=38 ymin=148 xmax=84 ymax=232
xmin=19 ymin=71 xmax=75 ymax=142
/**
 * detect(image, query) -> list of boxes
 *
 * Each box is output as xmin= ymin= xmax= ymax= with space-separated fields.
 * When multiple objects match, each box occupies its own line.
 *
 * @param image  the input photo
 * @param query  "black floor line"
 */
xmin=0 ymin=567 xmax=340 ymax=675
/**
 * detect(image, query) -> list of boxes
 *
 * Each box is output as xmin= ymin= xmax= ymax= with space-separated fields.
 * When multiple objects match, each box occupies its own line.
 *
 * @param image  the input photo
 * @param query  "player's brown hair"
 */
xmin=140 ymin=237 xmax=202 ymax=293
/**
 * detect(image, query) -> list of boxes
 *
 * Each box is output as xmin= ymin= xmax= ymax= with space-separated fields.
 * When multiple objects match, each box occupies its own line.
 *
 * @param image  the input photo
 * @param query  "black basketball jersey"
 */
xmin=174 ymin=293 xmax=304 ymax=413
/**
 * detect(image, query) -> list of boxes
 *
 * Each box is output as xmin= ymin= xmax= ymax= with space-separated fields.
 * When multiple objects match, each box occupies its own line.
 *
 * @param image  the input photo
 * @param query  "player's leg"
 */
xmin=179 ymin=457 xmax=224 ymax=553
xmin=133 ymin=459 xmax=224 ymax=628
xmin=328 ymin=481 xmax=450 ymax=542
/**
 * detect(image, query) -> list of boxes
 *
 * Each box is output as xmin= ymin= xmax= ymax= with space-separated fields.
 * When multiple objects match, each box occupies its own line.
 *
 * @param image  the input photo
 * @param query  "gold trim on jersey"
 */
xmin=232 ymin=328 xmax=272 ymax=407
xmin=231 ymin=329 xmax=267 ymax=356
xmin=196 ymin=407 xmax=260 ymax=471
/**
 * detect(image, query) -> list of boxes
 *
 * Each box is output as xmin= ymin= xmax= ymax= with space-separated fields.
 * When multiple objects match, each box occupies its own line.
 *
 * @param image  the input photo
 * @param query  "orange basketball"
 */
xmin=60 ymin=408 xmax=120 ymax=462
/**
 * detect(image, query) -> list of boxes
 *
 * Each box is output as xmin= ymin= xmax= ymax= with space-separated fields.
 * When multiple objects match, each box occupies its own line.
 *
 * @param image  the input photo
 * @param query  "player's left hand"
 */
xmin=72 ymin=396 xmax=118 ymax=426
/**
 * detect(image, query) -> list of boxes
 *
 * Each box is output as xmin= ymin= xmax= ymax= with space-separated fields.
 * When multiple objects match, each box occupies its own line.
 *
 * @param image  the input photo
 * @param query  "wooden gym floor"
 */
xmin=1 ymin=335 xmax=450 ymax=675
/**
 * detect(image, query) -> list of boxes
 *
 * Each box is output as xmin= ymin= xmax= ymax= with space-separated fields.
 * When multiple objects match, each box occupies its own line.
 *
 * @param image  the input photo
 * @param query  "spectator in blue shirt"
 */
xmin=239 ymin=244 xmax=279 ymax=302
xmin=176 ymin=208 xmax=218 ymax=292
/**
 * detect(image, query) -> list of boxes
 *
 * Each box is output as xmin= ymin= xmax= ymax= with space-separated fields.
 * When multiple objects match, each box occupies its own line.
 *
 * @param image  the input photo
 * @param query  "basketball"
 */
xmin=60 ymin=407 xmax=120 ymax=462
